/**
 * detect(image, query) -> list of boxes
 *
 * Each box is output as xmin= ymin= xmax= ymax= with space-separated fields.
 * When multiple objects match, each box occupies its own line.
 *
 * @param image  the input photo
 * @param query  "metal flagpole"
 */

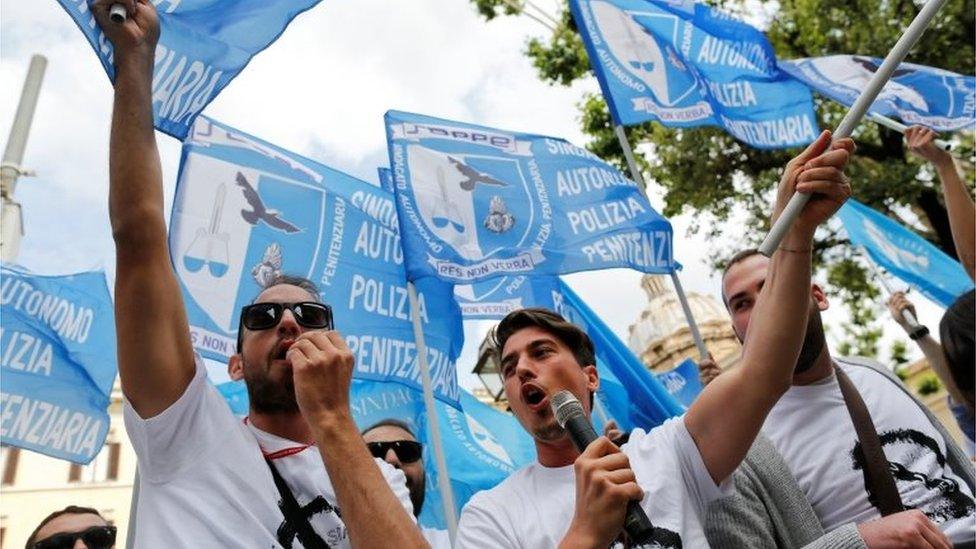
xmin=1 ymin=54 xmax=46 ymax=263
xmin=864 ymin=111 xmax=951 ymax=151
xmin=407 ymin=282 xmax=458 ymax=542
xmin=858 ymin=246 xmax=926 ymax=335
xmin=592 ymin=395 xmax=611 ymax=426
xmin=760 ymin=0 xmax=950 ymax=256
xmin=613 ymin=124 xmax=709 ymax=360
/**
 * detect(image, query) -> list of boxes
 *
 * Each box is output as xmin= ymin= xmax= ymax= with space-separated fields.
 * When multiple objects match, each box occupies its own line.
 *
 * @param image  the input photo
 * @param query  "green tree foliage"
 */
xmin=470 ymin=0 xmax=975 ymax=356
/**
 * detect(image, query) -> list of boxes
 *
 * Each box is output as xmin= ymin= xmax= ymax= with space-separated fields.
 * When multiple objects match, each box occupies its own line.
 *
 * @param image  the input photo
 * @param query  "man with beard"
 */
xmin=706 ymin=249 xmax=975 ymax=547
xmin=457 ymin=129 xmax=857 ymax=548
xmin=362 ymin=420 xmax=451 ymax=548
xmin=93 ymin=1 xmax=425 ymax=547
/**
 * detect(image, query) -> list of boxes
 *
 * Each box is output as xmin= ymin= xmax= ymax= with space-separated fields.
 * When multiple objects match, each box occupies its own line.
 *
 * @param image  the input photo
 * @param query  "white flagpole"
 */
xmin=864 ymin=111 xmax=952 ymax=151
xmin=613 ymin=124 xmax=710 ymax=360
xmin=407 ymin=282 xmax=458 ymax=542
xmin=759 ymin=0 xmax=950 ymax=256
xmin=592 ymin=395 xmax=611 ymax=426
xmin=858 ymin=246 xmax=925 ymax=333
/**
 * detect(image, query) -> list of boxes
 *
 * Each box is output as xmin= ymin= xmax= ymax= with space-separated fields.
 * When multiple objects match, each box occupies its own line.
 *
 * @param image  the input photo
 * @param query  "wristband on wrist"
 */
xmin=908 ymin=325 xmax=930 ymax=340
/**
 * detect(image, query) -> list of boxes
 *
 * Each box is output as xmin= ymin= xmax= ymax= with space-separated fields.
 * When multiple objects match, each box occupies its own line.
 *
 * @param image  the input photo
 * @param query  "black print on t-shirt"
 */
xmin=850 ymin=428 xmax=975 ymax=522
xmin=275 ymin=495 xmax=343 ymax=549
xmin=632 ymin=525 xmax=682 ymax=548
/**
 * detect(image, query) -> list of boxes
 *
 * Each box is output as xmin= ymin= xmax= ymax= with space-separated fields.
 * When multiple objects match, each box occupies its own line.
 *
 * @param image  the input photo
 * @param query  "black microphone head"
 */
xmin=550 ymin=390 xmax=586 ymax=429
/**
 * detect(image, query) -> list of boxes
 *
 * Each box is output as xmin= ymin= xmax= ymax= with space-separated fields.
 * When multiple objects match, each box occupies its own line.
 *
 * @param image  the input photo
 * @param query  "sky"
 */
xmin=0 ymin=0 xmax=947 ymax=391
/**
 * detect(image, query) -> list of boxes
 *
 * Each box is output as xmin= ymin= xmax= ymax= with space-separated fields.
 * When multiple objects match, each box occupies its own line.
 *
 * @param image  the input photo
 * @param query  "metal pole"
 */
xmin=865 ymin=112 xmax=951 ymax=151
xmin=1 ymin=54 xmax=47 ymax=263
xmin=858 ymin=246 xmax=924 ymax=331
xmin=407 ymin=282 xmax=458 ymax=542
xmin=613 ymin=124 xmax=709 ymax=360
xmin=670 ymin=271 xmax=709 ymax=360
xmin=759 ymin=0 xmax=950 ymax=256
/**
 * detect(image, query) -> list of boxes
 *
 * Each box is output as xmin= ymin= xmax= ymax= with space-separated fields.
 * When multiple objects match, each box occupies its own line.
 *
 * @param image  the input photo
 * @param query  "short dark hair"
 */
xmin=26 ymin=506 xmax=105 ymax=548
xmin=236 ymin=273 xmax=323 ymax=353
xmin=251 ymin=274 xmax=321 ymax=304
xmin=720 ymin=248 xmax=763 ymax=306
xmin=493 ymin=308 xmax=596 ymax=371
xmin=940 ymin=289 xmax=975 ymax=400
xmin=362 ymin=418 xmax=417 ymax=440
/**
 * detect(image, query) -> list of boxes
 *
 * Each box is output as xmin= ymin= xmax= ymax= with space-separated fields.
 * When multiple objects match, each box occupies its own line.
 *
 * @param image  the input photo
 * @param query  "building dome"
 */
xmin=628 ymin=274 xmax=740 ymax=372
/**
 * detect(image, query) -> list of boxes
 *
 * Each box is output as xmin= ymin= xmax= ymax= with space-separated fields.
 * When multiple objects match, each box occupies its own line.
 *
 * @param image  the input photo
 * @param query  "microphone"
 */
xmin=551 ymin=390 xmax=656 ymax=544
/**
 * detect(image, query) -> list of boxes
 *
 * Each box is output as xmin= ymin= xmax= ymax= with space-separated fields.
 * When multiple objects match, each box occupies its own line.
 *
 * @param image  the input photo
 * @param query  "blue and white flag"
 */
xmin=454 ymin=274 xmax=682 ymax=431
xmin=56 ymin=0 xmax=321 ymax=139
xmin=377 ymin=167 xmax=395 ymax=193
xmin=569 ymin=0 xmax=819 ymax=149
xmin=426 ymin=388 xmax=535 ymax=529
xmin=781 ymin=56 xmax=976 ymax=132
xmin=169 ymin=116 xmax=465 ymax=406
xmin=654 ymin=357 xmax=703 ymax=408
xmin=837 ymin=199 xmax=974 ymax=307
xmin=0 ymin=265 xmax=117 ymax=463
xmin=385 ymin=110 xmax=675 ymax=284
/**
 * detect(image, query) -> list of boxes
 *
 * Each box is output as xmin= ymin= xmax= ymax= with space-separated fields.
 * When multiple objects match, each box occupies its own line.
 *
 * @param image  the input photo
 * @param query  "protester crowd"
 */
xmin=17 ymin=1 xmax=976 ymax=548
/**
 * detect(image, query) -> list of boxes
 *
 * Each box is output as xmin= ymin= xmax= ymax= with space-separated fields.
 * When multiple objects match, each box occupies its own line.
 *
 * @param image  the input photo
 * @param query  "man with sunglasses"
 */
xmin=26 ymin=506 xmax=115 ymax=549
xmin=362 ymin=421 xmax=452 ymax=548
xmin=91 ymin=1 xmax=426 ymax=547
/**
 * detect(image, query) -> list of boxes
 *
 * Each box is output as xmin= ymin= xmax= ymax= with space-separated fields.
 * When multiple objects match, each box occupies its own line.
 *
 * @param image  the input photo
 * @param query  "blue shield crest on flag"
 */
xmin=405 ymin=146 xmax=534 ymax=262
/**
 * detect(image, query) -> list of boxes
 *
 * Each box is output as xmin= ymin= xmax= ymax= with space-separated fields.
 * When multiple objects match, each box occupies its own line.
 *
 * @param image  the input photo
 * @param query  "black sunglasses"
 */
xmin=237 ymin=302 xmax=333 ymax=352
xmin=34 ymin=525 xmax=117 ymax=549
xmin=367 ymin=440 xmax=423 ymax=464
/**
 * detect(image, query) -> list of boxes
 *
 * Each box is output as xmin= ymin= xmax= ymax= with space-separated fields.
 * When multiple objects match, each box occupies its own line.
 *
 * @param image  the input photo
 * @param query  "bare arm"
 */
xmin=887 ymin=291 xmax=969 ymax=407
xmin=685 ymin=131 xmax=855 ymax=483
xmin=289 ymin=331 xmax=428 ymax=548
xmin=906 ymin=126 xmax=975 ymax=281
xmin=94 ymin=0 xmax=195 ymax=418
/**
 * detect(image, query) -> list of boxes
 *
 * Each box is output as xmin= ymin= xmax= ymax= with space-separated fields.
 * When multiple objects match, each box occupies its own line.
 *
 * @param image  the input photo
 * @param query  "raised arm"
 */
xmin=905 ymin=125 xmax=975 ymax=281
xmin=94 ymin=0 xmax=195 ymax=418
xmin=685 ymin=131 xmax=854 ymax=483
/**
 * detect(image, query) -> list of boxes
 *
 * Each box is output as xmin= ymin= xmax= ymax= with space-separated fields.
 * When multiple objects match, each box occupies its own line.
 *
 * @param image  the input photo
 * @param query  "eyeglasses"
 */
xmin=237 ymin=301 xmax=333 ymax=351
xmin=34 ymin=525 xmax=117 ymax=549
xmin=367 ymin=440 xmax=423 ymax=464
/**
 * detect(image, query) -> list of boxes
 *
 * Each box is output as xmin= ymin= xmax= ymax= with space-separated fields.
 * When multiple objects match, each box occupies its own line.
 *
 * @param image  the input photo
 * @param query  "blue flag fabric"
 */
xmin=454 ymin=274 xmax=683 ymax=431
xmin=0 ymin=265 xmax=117 ymax=463
xmin=385 ymin=110 xmax=675 ymax=284
xmin=169 ymin=116 xmax=464 ymax=406
xmin=377 ymin=167 xmax=395 ymax=193
xmin=569 ymin=0 xmax=819 ymax=149
xmin=837 ymin=199 xmax=974 ymax=307
xmin=781 ymin=56 xmax=976 ymax=132
xmin=56 ymin=0 xmax=321 ymax=139
xmin=654 ymin=357 xmax=703 ymax=408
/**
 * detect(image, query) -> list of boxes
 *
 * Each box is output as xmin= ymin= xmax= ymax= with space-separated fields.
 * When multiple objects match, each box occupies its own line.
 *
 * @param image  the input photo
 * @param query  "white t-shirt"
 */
xmin=422 ymin=526 xmax=452 ymax=548
xmin=762 ymin=359 xmax=976 ymax=544
xmin=456 ymin=417 xmax=729 ymax=548
xmin=123 ymin=358 xmax=413 ymax=547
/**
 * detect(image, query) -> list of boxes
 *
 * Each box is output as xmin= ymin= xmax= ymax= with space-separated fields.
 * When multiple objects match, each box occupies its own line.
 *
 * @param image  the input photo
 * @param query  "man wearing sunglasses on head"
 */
xmin=90 ymin=1 xmax=426 ymax=547
xmin=26 ymin=506 xmax=115 ymax=549
xmin=362 ymin=420 xmax=452 ymax=548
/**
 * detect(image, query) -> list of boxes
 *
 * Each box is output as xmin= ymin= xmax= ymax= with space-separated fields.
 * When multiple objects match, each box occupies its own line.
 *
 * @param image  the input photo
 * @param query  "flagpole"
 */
xmin=864 ymin=111 xmax=951 ymax=151
xmin=407 ymin=281 xmax=458 ymax=542
xmin=613 ymin=124 xmax=709 ymax=361
xmin=858 ymin=246 xmax=926 ymax=336
xmin=592 ymin=394 xmax=611 ymax=425
xmin=759 ymin=0 xmax=950 ymax=256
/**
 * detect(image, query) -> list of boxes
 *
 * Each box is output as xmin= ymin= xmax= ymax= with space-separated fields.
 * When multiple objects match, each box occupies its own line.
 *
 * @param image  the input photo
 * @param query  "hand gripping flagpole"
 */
xmin=858 ymin=246 xmax=927 ymax=337
xmin=759 ymin=0 xmax=950 ymax=257
xmin=613 ymin=125 xmax=710 ymax=361
xmin=865 ymin=112 xmax=952 ymax=151
xmin=407 ymin=282 xmax=458 ymax=542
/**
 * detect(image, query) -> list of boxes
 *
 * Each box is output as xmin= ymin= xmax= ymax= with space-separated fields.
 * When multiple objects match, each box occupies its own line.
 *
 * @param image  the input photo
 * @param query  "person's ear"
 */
xmin=811 ymin=283 xmax=829 ymax=311
xmin=583 ymin=364 xmax=599 ymax=393
xmin=228 ymin=354 xmax=245 ymax=381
